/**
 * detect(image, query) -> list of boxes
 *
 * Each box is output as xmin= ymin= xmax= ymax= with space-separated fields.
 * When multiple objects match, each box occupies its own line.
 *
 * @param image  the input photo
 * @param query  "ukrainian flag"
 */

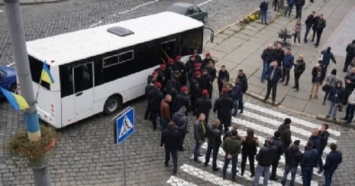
xmin=41 ymin=62 xmax=54 ymax=84
xmin=0 ymin=88 xmax=29 ymax=111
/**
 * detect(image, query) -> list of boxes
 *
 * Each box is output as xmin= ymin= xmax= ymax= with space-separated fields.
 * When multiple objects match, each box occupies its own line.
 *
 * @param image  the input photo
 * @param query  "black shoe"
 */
xmin=239 ymin=110 xmax=243 ymax=114
xmin=194 ymin=159 xmax=202 ymax=163
xmin=279 ymin=79 xmax=284 ymax=82
xmin=222 ymin=176 xmax=226 ymax=180
xmin=284 ymin=83 xmax=288 ymax=86
xmin=341 ymin=117 xmax=349 ymax=120
xmin=325 ymin=115 xmax=330 ymax=118
xmin=272 ymin=101 xmax=275 ymax=105
xmin=318 ymin=169 xmax=323 ymax=174
xmin=314 ymin=44 xmax=319 ymax=47
xmin=304 ymin=39 xmax=308 ymax=43
xmin=333 ymin=118 xmax=336 ymax=121
xmin=295 ymin=89 xmax=299 ymax=92
xmin=165 ymin=162 xmax=169 ymax=167
xmin=186 ymin=130 xmax=189 ymax=133
xmin=198 ymin=154 xmax=203 ymax=157
xmin=178 ymin=147 xmax=185 ymax=152
xmin=291 ymin=86 xmax=296 ymax=89
xmin=212 ymin=167 xmax=220 ymax=172
xmin=250 ymin=173 xmax=255 ymax=177
xmin=173 ymin=169 xmax=177 ymax=175
xmin=261 ymin=79 xmax=265 ymax=83
xmin=270 ymin=177 xmax=279 ymax=181
xmin=311 ymin=39 xmax=314 ymax=42
xmin=204 ymin=163 xmax=208 ymax=167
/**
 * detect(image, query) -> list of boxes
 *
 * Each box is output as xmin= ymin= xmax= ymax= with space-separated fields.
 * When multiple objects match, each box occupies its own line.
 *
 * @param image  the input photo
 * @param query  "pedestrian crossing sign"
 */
xmin=114 ymin=107 xmax=135 ymax=144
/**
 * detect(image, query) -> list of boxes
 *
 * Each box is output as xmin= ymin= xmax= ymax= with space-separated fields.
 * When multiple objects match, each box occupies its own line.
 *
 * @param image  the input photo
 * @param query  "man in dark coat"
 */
xmin=165 ymin=58 xmax=174 ymax=80
xmin=259 ymin=0 xmax=269 ymax=25
xmin=144 ymin=78 xmax=156 ymax=120
xmin=261 ymin=44 xmax=274 ymax=82
xmin=318 ymin=123 xmax=330 ymax=174
xmin=202 ymin=52 xmax=215 ymax=68
xmin=156 ymin=64 xmax=167 ymax=88
xmin=324 ymin=143 xmax=342 ymax=186
xmin=199 ymin=68 xmax=212 ymax=95
xmin=173 ymin=86 xmax=190 ymax=114
xmin=343 ymin=40 xmax=355 ymax=72
xmin=213 ymin=88 xmax=234 ymax=133
xmin=231 ymin=78 xmax=243 ymax=116
xmin=301 ymin=141 xmax=319 ymax=186
xmin=273 ymin=44 xmax=285 ymax=66
xmin=147 ymin=71 xmax=158 ymax=85
xmin=163 ymin=80 xmax=178 ymax=101
xmin=343 ymin=68 xmax=355 ymax=105
xmin=193 ymin=113 xmax=207 ymax=162
xmin=304 ymin=11 xmax=316 ymax=43
xmin=314 ymin=14 xmax=326 ymax=47
xmin=217 ymin=65 xmax=229 ymax=95
xmin=295 ymin=0 xmax=305 ymax=19
xmin=170 ymin=71 xmax=181 ymax=91
xmin=293 ymin=55 xmax=306 ymax=92
xmin=148 ymin=82 xmax=164 ymax=131
xmin=161 ymin=122 xmax=180 ymax=175
xmin=204 ymin=119 xmax=222 ymax=171
xmin=237 ymin=69 xmax=248 ymax=114
xmin=253 ymin=138 xmax=277 ymax=186
xmin=173 ymin=55 xmax=187 ymax=85
xmin=172 ymin=106 xmax=188 ymax=151
xmin=186 ymin=55 xmax=197 ymax=80
xmin=280 ymin=47 xmax=294 ymax=86
xmin=281 ymin=140 xmax=302 ymax=186
xmin=270 ymin=131 xmax=285 ymax=181
xmin=190 ymin=71 xmax=202 ymax=112
xmin=195 ymin=89 xmax=212 ymax=124
xmin=206 ymin=62 xmax=217 ymax=98
xmin=319 ymin=47 xmax=337 ymax=73
xmin=264 ymin=61 xmax=283 ymax=105
xmin=311 ymin=14 xmax=320 ymax=43
xmin=278 ymin=118 xmax=292 ymax=150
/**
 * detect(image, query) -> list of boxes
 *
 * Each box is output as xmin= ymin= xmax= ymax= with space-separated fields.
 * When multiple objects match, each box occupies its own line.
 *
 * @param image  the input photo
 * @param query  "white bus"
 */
xmin=26 ymin=12 xmax=213 ymax=128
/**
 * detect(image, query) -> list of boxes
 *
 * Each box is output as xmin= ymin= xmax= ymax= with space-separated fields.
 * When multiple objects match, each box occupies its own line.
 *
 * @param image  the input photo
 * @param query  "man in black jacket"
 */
xmin=324 ymin=143 xmax=342 ymax=186
xmin=173 ymin=86 xmax=190 ymax=114
xmin=261 ymin=44 xmax=274 ymax=83
xmin=343 ymin=40 xmax=355 ymax=72
xmin=213 ymin=88 xmax=234 ymax=133
xmin=206 ymin=62 xmax=217 ymax=98
xmin=314 ymin=14 xmax=326 ymax=47
xmin=301 ymin=141 xmax=319 ymax=186
xmin=273 ymin=44 xmax=285 ymax=66
xmin=156 ymin=64 xmax=167 ymax=88
xmin=278 ymin=118 xmax=292 ymax=150
xmin=311 ymin=13 xmax=320 ymax=43
xmin=173 ymin=55 xmax=186 ymax=86
xmin=190 ymin=71 xmax=202 ymax=112
xmin=161 ymin=122 xmax=180 ymax=174
xmin=204 ymin=119 xmax=222 ymax=171
xmin=163 ymin=80 xmax=178 ymax=101
xmin=293 ymin=55 xmax=306 ymax=92
xmin=195 ymin=89 xmax=212 ymax=124
xmin=295 ymin=0 xmax=305 ymax=19
xmin=281 ymin=140 xmax=302 ymax=186
xmin=144 ymin=78 xmax=156 ymax=120
xmin=270 ymin=131 xmax=285 ymax=181
xmin=304 ymin=11 xmax=315 ymax=43
xmin=237 ymin=69 xmax=248 ymax=114
xmin=172 ymin=106 xmax=188 ymax=151
xmin=148 ymin=82 xmax=164 ymax=131
xmin=253 ymin=139 xmax=277 ymax=186
xmin=318 ymin=123 xmax=330 ymax=174
xmin=193 ymin=113 xmax=206 ymax=162
xmin=171 ymin=71 xmax=181 ymax=91
xmin=259 ymin=0 xmax=269 ymax=24
xmin=217 ymin=65 xmax=229 ymax=95
xmin=199 ymin=69 xmax=212 ymax=96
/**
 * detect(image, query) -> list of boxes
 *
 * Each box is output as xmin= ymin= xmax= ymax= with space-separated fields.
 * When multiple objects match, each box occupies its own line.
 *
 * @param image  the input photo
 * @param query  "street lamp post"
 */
xmin=3 ymin=0 xmax=52 ymax=185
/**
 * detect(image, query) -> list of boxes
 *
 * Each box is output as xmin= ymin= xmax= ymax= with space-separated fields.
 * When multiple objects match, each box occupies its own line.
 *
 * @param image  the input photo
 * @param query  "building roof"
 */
xmin=26 ymin=12 xmax=203 ymax=66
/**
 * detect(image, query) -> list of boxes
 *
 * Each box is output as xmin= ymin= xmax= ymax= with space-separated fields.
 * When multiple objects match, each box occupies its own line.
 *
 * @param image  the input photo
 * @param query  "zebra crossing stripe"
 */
xmin=180 ymin=164 xmax=243 ymax=186
xmin=242 ymin=110 xmax=338 ymax=144
xmin=166 ymin=176 xmax=198 ymax=186
xmin=244 ymin=102 xmax=341 ymax=137
xmin=232 ymin=117 xmax=332 ymax=154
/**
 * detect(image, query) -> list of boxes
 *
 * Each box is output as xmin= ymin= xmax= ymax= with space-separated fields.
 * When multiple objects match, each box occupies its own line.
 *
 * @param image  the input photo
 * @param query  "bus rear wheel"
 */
xmin=104 ymin=95 xmax=121 ymax=115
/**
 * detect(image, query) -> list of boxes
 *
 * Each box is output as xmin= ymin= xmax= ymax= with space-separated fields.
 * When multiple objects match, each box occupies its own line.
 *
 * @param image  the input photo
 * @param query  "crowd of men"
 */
xmin=146 ymin=50 xmax=342 ymax=185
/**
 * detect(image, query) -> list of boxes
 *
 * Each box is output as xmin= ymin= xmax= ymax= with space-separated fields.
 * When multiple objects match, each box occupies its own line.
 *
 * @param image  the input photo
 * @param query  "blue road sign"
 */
xmin=114 ymin=107 xmax=135 ymax=144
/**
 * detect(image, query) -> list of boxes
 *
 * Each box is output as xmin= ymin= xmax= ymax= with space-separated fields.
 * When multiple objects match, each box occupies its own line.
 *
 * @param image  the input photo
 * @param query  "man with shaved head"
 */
xmin=261 ymin=44 xmax=274 ymax=83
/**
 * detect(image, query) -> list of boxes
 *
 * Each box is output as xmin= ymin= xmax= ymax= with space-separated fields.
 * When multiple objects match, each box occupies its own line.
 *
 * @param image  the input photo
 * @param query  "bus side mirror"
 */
xmin=210 ymin=34 xmax=214 ymax=43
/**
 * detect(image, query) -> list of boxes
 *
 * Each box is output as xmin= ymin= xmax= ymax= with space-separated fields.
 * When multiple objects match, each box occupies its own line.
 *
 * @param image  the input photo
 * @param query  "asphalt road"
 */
xmin=0 ymin=0 xmax=260 ymax=65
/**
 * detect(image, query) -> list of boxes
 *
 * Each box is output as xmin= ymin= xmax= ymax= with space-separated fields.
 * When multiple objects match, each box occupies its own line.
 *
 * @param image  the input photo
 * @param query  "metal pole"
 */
xmin=3 ymin=0 xmax=52 ymax=185
xmin=123 ymin=140 xmax=127 ymax=186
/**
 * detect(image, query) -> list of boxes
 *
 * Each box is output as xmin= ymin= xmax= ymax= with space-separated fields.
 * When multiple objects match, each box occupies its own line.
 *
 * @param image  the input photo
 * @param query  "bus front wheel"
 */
xmin=104 ymin=95 xmax=122 ymax=115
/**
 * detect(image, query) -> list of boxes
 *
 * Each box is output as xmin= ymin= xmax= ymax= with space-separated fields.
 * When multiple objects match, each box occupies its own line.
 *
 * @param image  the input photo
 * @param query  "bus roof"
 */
xmin=26 ymin=12 xmax=204 ymax=66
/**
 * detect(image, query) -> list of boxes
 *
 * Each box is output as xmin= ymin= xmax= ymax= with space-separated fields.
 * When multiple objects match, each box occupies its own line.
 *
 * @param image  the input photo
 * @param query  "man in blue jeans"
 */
xmin=324 ymin=143 xmax=342 ymax=186
xmin=300 ymin=141 xmax=319 ymax=186
xmin=281 ymin=140 xmax=302 ymax=186
xmin=193 ymin=113 xmax=206 ymax=163
xmin=261 ymin=44 xmax=274 ymax=83
xmin=284 ymin=0 xmax=295 ymax=17
xmin=222 ymin=129 xmax=241 ymax=182
xmin=259 ymin=0 xmax=269 ymax=24
xmin=204 ymin=119 xmax=222 ymax=171
xmin=253 ymin=139 xmax=277 ymax=186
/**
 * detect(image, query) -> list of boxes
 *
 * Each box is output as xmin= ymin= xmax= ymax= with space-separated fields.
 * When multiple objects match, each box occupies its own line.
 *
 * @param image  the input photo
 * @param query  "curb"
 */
xmin=316 ymin=115 xmax=355 ymax=130
xmin=245 ymin=91 xmax=281 ymax=106
xmin=0 ymin=0 xmax=67 ymax=5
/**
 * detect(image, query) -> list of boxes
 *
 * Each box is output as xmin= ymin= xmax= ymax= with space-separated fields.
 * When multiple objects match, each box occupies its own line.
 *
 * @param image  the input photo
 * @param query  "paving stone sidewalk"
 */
xmin=204 ymin=0 xmax=355 ymax=128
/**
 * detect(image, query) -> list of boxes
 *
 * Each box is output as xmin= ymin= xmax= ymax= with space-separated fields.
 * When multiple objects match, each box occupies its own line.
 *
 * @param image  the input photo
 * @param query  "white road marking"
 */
xmin=180 ymin=164 xmax=242 ymax=186
xmin=242 ymin=110 xmax=337 ymax=144
xmin=232 ymin=117 xmax=331 ymax=154
xmin=244 ymin=102 xmax=341 ymax=136
xmin=89 ymin=21 xmax=102 ymax=28
xmin=166 ymin=176 xmax=198 ymax=186
xmin=118 ymin=0 xmax=159 ymax=15
xmin=197 ymin=0 xmax=213 ymax=7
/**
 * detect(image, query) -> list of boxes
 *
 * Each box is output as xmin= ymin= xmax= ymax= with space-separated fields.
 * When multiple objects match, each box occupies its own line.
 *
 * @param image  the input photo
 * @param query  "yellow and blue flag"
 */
xmin=41 ymin=62 xmax=54 ymax=84
xmin=0 ymin=87 xmax=29 ymax=111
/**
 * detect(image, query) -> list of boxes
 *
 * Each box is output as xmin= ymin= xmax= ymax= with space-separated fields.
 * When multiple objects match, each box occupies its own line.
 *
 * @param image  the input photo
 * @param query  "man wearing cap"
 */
xmin=190 ymin=71 xmax=202 ymax=112
xmin=281 ymin=140 xmax=302 ymax=186
xmin=264 ymin=61 xmax=283 ymax=105
xmin=147 ymin=71 xmax=158 ymax=85
xmin=278 ymin=118 xmax=292 ymax=150
xmin=195 ymin=89 xmax=212 ymax=124
xmin=172 ymin=55 xmax=186 ymax=85
xmin=270 ymin=131 xmax=285 ymax=181
xmin=186 ymin=55 xmax=197 ymax=80
xmin=156 ymin=64 xmax=167 ymax=88
xmin=173 ymin=86 xmax=191 ymax=115
xmin=144 ymin=78 xmax=157 ymax=120
xmin=218 ymin=65 xmax=230 ymax=96
xmin=213 ymin=88 xmax=234 ymax=133
xmin=148 ymin=82 xmax=164 ymax=131
xmin=202 ymin=52 xmax=215 ymax=68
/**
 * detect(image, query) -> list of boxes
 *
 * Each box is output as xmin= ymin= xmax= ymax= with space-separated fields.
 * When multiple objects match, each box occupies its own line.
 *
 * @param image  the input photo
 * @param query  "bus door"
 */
xmin=72 ymin=62 xmax=94 ymax=121
xmin=161 ymin=39 xmax=176 ymax=63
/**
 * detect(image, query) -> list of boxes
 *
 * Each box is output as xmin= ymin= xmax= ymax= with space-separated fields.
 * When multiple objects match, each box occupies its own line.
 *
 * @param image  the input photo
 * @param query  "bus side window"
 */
xmin=73 ymin=63 xmax=93 ymax=93
xmin=59 ymin=65 xmax=74 ymax=97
